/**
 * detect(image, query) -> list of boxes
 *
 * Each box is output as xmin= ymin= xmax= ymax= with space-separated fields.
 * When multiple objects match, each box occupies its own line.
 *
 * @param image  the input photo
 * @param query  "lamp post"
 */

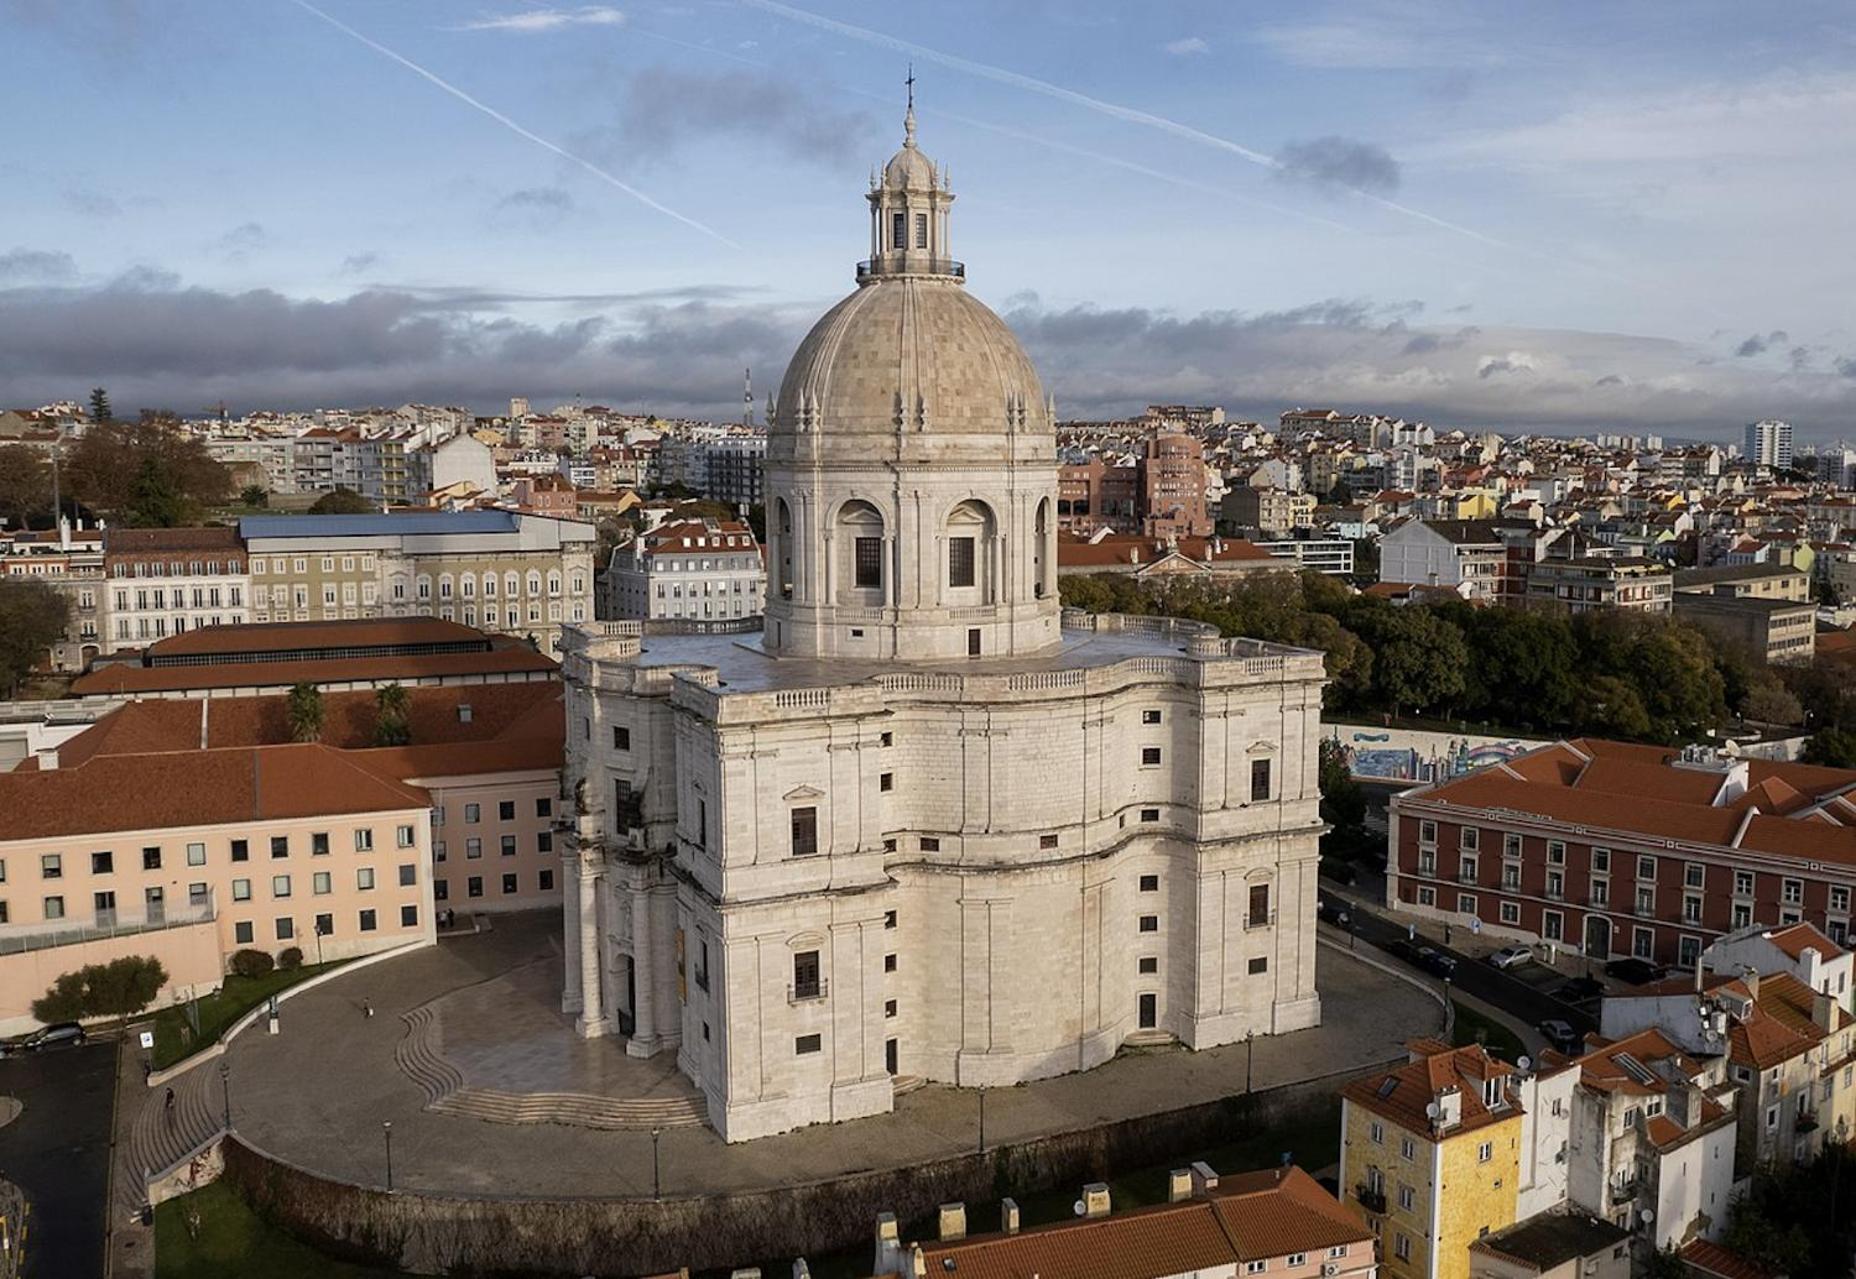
xmin=1245 ymin=1029 xmax=1255 ymax=1093
xmin=651 ymin=1127 xmax=662 ymax=1201
xmin=218 ymin=1060 xmax=231 ymax=1131
xmin=382 ymin=1121 xmax=393 ymax=1192
xmin=978 ymin=1086 xmax=987 ymax=1155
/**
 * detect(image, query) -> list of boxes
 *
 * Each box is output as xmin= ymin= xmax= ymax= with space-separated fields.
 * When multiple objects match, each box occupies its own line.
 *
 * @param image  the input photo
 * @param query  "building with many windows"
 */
xmin=602 ymin=518 xmax=766 ymax=625
xmin=101 ymin=526 xmax=249 ymax=651
xmin=1743 ymin=419 xmax=1794 ymax=471
xmin=1523 ymin=557 xmax=1672 ymax=614
xmin=557 ymin=109 xmax=1328 ymax=1143
xmin=2 ymin=518 xmax=104 ymax=669
xmin=1388 ymin=739 xmax=1856 ymax=970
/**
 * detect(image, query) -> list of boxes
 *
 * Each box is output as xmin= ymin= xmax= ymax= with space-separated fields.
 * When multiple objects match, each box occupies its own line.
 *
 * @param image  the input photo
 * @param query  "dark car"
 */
xmin=1317 ymin=897 xmax=1353 ymax=929
xmin=3 ymin=1022 xmax=86 ymax=1056
xmin=1385 ymin=938 xmax=1420 ymax=965
xmin=1554 ymin=977 xmax=1605 ymax=1003
xmin=1605 ymin=958 xmax=1667 ymax=985
xmin=1537 ymin=1019 xmax=1581 ymax=1053
xmin=1415 ymin=947 xmax=1458 ymax=979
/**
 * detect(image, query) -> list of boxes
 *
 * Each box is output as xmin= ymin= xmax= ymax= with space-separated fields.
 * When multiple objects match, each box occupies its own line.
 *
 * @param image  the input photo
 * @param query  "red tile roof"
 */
xmin=145 ymin=616 xmax=488 ymax=657
xmin=1340 ymin=1042 xmax=1521 ymax=1137
xmin=1680 ymin=1239 xmax=1778 ymax=1279
xmin=71 ymin=646 xmax=557 ymax=695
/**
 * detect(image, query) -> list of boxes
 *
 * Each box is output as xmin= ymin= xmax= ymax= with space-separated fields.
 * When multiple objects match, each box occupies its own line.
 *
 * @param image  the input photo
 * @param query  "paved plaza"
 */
xmin=216 ymin=911 xmax=1441 ymax=1199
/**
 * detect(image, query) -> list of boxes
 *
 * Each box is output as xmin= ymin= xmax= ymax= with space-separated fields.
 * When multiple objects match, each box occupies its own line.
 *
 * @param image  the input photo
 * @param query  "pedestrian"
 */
xmin=142 ymin=1059 xmax=152 ymax=1083
xmin=1444 ymin=924 xmax=1453 ymax=946
xmin=164 ymin=1087 xmax=176 ymax=1115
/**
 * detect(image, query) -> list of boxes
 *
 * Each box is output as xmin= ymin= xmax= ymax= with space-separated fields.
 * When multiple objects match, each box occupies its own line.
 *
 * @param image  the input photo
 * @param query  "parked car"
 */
xmin=1 ymin=1022 xmax=85 ymax=1057
xmin=1416 ymin=947 xmax=1458 ymax=979
xmin=1605 ymin=958 xmax=1667 ymax=985
xmin=1487 ymin=944 xmax=1535 ymax=970
xmin=1317 ymin=896 xmax=1352 ymax=929
xmin=1554 ymin=977 xmax=1605 ymax=1004
xmin=1385 ymin=939 xmax=1420 ymax=965
xmin=1537 ymin=1019 xmax=1581 ymax=1053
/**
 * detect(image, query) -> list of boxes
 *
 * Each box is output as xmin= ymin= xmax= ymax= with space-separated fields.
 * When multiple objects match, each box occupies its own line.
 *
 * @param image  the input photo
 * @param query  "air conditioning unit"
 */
xmin=1323 ymin=1265 xmax=1342 ymax=1276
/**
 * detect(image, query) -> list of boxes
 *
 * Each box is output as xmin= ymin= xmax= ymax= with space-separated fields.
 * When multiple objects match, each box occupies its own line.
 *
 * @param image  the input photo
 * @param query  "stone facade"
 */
xmin=556 ymin=110 xmax=1326 ymax=1143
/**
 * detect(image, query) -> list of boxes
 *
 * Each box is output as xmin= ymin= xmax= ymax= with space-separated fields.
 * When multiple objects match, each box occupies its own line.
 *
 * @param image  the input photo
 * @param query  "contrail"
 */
xmin=284 ymin=0 xmax=738 ymax=248
xmin=739 ymin=0 xmax=1512 ymax=252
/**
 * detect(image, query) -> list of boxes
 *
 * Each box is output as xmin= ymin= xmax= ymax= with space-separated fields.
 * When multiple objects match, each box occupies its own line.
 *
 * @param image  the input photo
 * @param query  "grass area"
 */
xmin=156 ymin=1180 xmax=405 ymax=1278
xmin=151 ymin=961 xmax=347 ymax=1069
xmin=1451 ymin=1000 xmax=1526 ymax=1062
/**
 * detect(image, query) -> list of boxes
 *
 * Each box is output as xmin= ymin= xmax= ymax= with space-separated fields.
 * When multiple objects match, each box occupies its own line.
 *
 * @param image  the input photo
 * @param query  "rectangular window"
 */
xmin=613 ymin=725 xmax=631 ymax=751
xmin=434 ymin=880 xmax=450 ymax=901
xmin=501 ymin=873 xmax=517 ymax=894
xmin=539 ymin=869 xmax=554 ymax=892
xmin=43 ymin=895 xmax=64 ymax=919
xmin=880 ymin=772 xmax=894 ymax=793
xmin=275 ymin=916 xmax=294 ymax=941
xmin=1139 ymin=915 xmax=1159 ymax=933
xmin=1592 ymin=848 xmax=1610 ymax=872
xmin=1140 ymin=808 xmax=1160 ymax=823
xmin=272 ymin=874 xmax=291 ymax=898
xmin=40 ymin=853 xmax=61 ymax=879
xmin=397 ymin=825 xmax=415 ymax=849
xmin=1419 ymin=820 xmax=1437 ymax=846
xmin=793 ymin=950 xmax=821 ymax=999
xmin=920 ymin=836 xmax=940 ymax=851
xmin=1735 ymin=870 xmax=1754 ymax=896
xmin=312 ymin=871 xmax=331 ymax=895
xmin=271 ymin=836 xmax=288 ymax=859
xmin=948 ymin=537 xmax=976 ymax=588
xmin=312 ymin=833 xmax=331 ymax=856
xmin=465 ymin=804 xmax=481 ymax=824
xmin=1139 ymin=874 xmax=1159 ymax=892
xmin=1248 ymin=956 xmax=1268 ymax=974
xmin=187 ymin=842 xmax=206 ymax=867
xmin=501 ymin=835 xmax=516 ymax=857
xmin=1248 ymin=883 xmax=1271 ymax=927
xmin=357 ymin=867 xmax=375 ymax=891
xmin=914 ymin=211 xmax=928 ymax=248
xmin=359 ymin=908 xmax=377 ymax=932
xmin=1500 ymin=901 xmax=1520 ymax=925
xmin=401 ymin=905 xmax=419 ymax=928
xmin=230 ymin=839 xmax=249 ymax=863
xmin=499 ymin=801 xmax=515 ymax=821
xmin=466 ymin=839 xmax=482 ymax=859
xmin=1139 ymin=956 xmax=1158 ymax=974
xmin=1142 ymin=709 xmax=1162 ymax=724
xmin=93 ymin=850 xmax=113 ymax=874
xmin=536 ymin=798 xmax=552 ymax=819
xmin=1638 ymin=855 xmax=1657 ymax=880
xmin=232 ymin=878 xmax=251 ymax=901
xmin=795 ymin=1033 xmax=822 ymax=1055
xmin=1504 ymin=832 xmax=1522 ymax=857
xmin=791 ymin=807 xmax=819 ymax=857
xmin=855 ymin=537 xmax=882 ymax=589
xmin=1141 ymin=746 xmax=1162 ymax=766
xmin=891 ymin=211 xmax=905 ymax=250
xmin=353 ymin=829 xmax=373 ymax=853
xmin=1547 ymin=841 xmax=1566 ymax=864
xmin=467 ymin=876 xmax=483 ymax=898
xmin=234 ymin=920 xmax=252 ymax=944
xmin=884 ymin=952 xmax=898 ymax=973
xmin=1686 ymin=863 xmax=1705 ymax=889
xmin=142 ymin=846 xmax=165 ymax=871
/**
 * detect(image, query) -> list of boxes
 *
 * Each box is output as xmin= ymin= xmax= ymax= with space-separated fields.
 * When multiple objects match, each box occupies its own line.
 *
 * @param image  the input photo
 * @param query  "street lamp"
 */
xmin=651 ymin=1127 xmax=662 ymax=1201
xmin=218 ymin=1060 xmax=231 ymax=1131
xmin=382 ymin=1121 xmax=394 ymax=1192
xmin=1245 ymin=1029 xmax=1256 ymax=1092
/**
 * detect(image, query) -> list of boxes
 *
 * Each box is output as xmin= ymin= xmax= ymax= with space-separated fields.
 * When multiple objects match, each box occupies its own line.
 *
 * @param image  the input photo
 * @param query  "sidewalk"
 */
xmin=106 ymin=1022 xmax=155 ymax=1279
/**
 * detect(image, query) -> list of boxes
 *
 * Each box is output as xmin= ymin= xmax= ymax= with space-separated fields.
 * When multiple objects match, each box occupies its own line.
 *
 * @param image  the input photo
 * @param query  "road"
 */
xmin=0 ymin=1040 xmax=117 ymax=1279
xmin=1324 ymin=883 xmax=1601 ymax=1048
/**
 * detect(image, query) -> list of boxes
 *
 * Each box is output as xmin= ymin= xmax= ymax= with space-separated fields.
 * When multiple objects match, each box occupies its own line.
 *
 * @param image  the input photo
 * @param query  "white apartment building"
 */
xmin=101 ymin=527 xmax=250 ymax=651
xmin=603 ymin=519 xmax=765 ymax=624
xmin=1743 ymin=419 xmax=1794 ymax=471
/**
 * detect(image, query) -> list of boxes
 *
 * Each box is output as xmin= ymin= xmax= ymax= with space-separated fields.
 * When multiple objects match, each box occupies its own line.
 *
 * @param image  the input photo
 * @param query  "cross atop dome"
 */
xmin=904 ymin=63 xmax=917 ymax=146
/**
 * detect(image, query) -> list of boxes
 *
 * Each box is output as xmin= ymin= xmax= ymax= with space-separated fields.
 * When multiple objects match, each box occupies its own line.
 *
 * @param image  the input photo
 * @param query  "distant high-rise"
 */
xmin=509 ymin=396 xmax=531 ymax=419
xmin=1744 ymin=418 xmax=1794 ymax=470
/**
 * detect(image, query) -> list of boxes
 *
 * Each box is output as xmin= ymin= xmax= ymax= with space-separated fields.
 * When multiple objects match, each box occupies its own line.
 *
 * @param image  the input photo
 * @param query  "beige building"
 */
xmin=1524 ymin=557 xmax=1672 ymax=614
xmin=1670 ymin=593 xmax=1816 ymax=664
xmin=558 ymin=110 xmax=1328 ymax=1143
xmin=1468 ymin=1215 xmax=1631 ymax=1279
xmin=240 ymin=510 xmax=596 ymax=653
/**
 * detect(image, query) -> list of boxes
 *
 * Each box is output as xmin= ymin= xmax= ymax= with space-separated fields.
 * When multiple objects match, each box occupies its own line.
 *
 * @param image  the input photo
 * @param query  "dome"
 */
xmin=882 ymin=141 xmax=936 ymax=190
xmin=773 ymin=275 xmax=1050 ymax=445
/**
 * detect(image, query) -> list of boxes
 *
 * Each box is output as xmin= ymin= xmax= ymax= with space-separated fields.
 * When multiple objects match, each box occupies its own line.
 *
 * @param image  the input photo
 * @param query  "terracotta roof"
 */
xmin=1058 ymin=533 xmax=1278 ymax=570
xmin=71 ymin=645 xmax=557 ymax=695
xmin=1340 ymin=1042 xmax=1520 ymax=1137
xmin=144 ymin=616 xmax=488 ymax=657
xmin=0 ymin=744 xmax=430 ymax=841
xmin=103 ymin=526 xmax=243 ymax=554
xmin=913 ymin=1166 xmax=1368 ymax=1279
xmin=1766 ymin=921 xmax=1847 ymax=961
xmin=1680 ymin=1239 xmax=1778 ymax=1279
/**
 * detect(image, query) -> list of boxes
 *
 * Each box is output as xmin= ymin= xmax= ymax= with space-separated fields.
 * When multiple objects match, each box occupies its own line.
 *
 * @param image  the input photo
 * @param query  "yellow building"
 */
xmin=1341 ymin=1040 xmax=1524 ymax=1279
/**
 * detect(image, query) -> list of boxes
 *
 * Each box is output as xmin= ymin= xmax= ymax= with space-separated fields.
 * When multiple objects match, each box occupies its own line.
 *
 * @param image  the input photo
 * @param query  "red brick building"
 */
xmin=1388 ymin=739 xmax=1856 ymax=970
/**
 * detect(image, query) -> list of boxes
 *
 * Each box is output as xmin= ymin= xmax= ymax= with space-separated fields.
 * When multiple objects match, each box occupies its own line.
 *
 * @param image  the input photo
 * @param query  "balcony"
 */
xmin=856 ymin=256 xmax=965 ymax=281
xmin=1355 ymin=1186 xmax=1387 ymax=1215
xmin=1458 ymin=872 xmax=1480 ymax=885
xmin=787 ymin=978 xmax=830 ymax=1004
xmin=1796 ymin=1111 xmax=1820 ymax=1134
xmin=1245 ymin=910 xmax=1277 ymax=932
xmin=1610 ymin=1178 xmax=1639 ymax=1205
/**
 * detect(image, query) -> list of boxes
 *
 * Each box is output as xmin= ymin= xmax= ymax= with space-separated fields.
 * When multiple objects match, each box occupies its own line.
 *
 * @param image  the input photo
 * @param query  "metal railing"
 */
xmin=787 ymin=978 xmax=830 ymax=1004
xmin=856 ymin=257 xmax=965 ymax=280
xmin=0 ymin=901 xmax=216 ymax=956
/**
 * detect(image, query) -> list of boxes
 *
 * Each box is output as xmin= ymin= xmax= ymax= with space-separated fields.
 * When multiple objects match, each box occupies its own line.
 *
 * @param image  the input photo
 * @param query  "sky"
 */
xmin=3 ymin=0 xmax=1856 ymax=443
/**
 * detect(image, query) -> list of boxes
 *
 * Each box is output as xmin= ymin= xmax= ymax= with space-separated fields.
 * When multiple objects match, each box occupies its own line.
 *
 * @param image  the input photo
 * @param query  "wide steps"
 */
xmin=123 ymin=1063 xmax=222 ymax=1211
xmin=433 ymin=1087 xmax=708 ymax=1130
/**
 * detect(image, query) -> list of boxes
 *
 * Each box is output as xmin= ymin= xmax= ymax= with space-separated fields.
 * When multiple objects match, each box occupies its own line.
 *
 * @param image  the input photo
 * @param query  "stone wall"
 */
xmin=222 ymin=1059 xmax=1393 ymax=1277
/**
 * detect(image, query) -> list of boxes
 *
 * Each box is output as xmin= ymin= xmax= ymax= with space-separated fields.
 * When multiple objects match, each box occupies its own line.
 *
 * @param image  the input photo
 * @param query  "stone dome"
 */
xmin=883 ymin=141 xmax=936 ymax=190
xmin=773 ymin=277 xmax=1051 ymax=443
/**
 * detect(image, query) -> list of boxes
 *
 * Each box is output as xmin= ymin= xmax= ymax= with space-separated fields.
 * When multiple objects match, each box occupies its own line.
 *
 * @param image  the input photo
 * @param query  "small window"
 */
xmin=793 ymin=950 xmax=821 ymax=999
xmin=467 ymin=876 xmax=483 ymax=898
xmin=855 ymin=537 xmax=882 ymax=589
xmin=885 ymin=998 xmax=898 ymax=1018
xmin=1142 ymin=709 xmax=1161 ymax=724
xmin=399 ymin=864 xmax=417 ymax=887
xmin=1248 ymin=956 xmax=1268 ymax=975
xmin=271 ymin=836 xmax=289 ymax=859
xmin=502 ymin=873 xmax=518 ymax=894
xmin=271 ymin=874 xmax=292 ymax=898
xmin=141 ymin=847 xmax=161 ymax=871
xmin=914 ymin=211 xmax=928 ymax=248
xmin=884 ymin=953 xmax=898 ymax=973
xmin=311 ymin=832 xmax=330 ymax=856
xmin=397 ymin=825 xmax=416 ymax=849
xmin=795 ymin=1034 xmax=822 ymax=1055
xmin=186 ymin=843 xmax=206 ymax=867
xmin=230 ymin=840 xmax=249 ymax=863
xmin=540 ymin=869 xmax=554 ymax=891
xmin=884 ymin=909 xmax=898 ymax=929
xmin=1140 ymin=808 xmax=1160 ymax=823
xmin=465 ymin=804 xmax=481 ymax=824
xmin=275 ymin=916 xmax=294 ymax=941
xmin=1139 ymin=915 xmax=1159 ymax=933
xmin=234 ymin=920 xmax=253 ymax=944
xmin=880 ymin=773 xmax=894 ymax=793
xmin=1478 ymin=1141 xmax=1493 ymax=1162
xmin=1141 ymin=747 xmax=1162 ymax=766
xmin=353 ymin=829 xmax=373 ymax=853
xmin=501 ymin=835 xmax=517 ymax=857
xmin=948 ymin=537 xmax=976 ymax=588
xmin=920 ymin=836 xmax=940 ymax=852
xmin=1040 ymin=833 xmax=1058 ymax=849
xmin=791 ymin=806 xmax=819 ymax=857
xmin=1250 ymin=758 xmax=1272 ymax=802
xmin=357 ymin=867 xmax=375 ymax=890
xmin=93 ymin=850 xmax=113 ymax=874
xmin=312 ymin=871 xmax=331 ymax=895
xmin=879 ymin=731 xmax=893 ymax=747
xmin=359 ymin=908 xmax=377 ymax=932
xmin=231 ymin=878 xmax=251 ymax=902
xmin=1139 ymin=956 xmax=1158 ymax=973
xmin=1139 ymin=874 xmax=1159 ymax=892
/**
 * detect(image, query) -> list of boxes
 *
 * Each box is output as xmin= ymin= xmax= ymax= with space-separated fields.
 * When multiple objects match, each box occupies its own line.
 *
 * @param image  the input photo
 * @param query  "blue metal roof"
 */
xmin=239 ymin=511 xmax=519 ymax=538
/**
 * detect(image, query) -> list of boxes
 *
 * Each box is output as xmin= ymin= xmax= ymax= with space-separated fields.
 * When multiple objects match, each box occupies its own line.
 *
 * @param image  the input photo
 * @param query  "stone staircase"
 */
xmin=120 ymin=1062 xmax=222 ymax=1215
xmin=395 ymin=1005 xmax=707 ymax=1131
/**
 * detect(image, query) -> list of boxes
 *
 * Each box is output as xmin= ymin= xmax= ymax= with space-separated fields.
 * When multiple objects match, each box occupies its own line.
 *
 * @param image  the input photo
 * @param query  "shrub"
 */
xmin=277 ymin=947 xmax=304 ymax=972
xmin=30 ymin=955 xmax=168 ymax=1024
xmin=229 ymin=948 xmax=274 ymax=979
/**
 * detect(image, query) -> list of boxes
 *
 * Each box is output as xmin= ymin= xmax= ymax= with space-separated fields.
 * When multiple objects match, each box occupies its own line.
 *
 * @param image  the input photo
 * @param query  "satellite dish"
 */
xmin=1640 ymin=1209 xmax=1655 ymax=1225
xmin=1517 ymin=1055 xmax=1532 ymax=1072
xmin=1425 ymin=1101 xmax=1441 ymax=1119
xmin=1073 ymin=1201 xmax=1086 ymax=1217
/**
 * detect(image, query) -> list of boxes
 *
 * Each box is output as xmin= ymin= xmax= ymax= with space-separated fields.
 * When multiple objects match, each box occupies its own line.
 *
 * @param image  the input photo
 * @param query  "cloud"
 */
xmin=3 ymin=272 xmax=1854 ymax=440
xmin=457 ymin=7 xmax=624 ymax=32
xmin=63 ymin=188 xmax=122 ymax=218
xmin=1734 ymin=329 xmax=1788 ymax=357
xmin=1162 ymin=36 xmax=1209 ymax=56
xmin=0 ymin=248 xmax=78 ymax=285
xmin=597 ymin=67 xmax=875 ymax=166
xmin=491 ymin=186 xmax=576 ymax=229
xmin=339 ymin=252 xmax=380 ymax=276
xmin=1274 ymin=136 xmax=1401 ymax=195
xmin=214 ymin=222 xmax=268 ymax=256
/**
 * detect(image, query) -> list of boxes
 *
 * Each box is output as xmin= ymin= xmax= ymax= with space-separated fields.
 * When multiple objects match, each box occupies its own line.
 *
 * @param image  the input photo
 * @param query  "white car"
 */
xmin=1488 ymin=945 xmax=1534 ymax=970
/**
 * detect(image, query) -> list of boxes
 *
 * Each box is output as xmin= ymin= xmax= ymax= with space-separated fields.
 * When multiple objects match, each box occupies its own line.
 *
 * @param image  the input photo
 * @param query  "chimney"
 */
xmin=1168 ymin=1169 xmax=1193 ymax=1203
xmin=1435 ymin=1086 xmax=1463 ymax=1132
xmin=1814 ymin=990 xmax=1837 ymax=1033
xmin=937 ymin=1203 xmax=966 ymax=1242
xmin=33 ymin=746 xmax=58 ymax=771
xmin=1189 ymin=1161 xmax=1220 ymax=1197
xmin=910 ymin=1245 xmax=927 ymax=1279
xmin=1000 ymin=1198 xmax=1020 ymax=1235
xmin=873 ymin=1213 xmax=904 ymax=1278
xmin=1742 ymin=970 xmax=1761 ymax=1000
xmin=792 ymin=1262 xmax=810 ymax=1279
xmin=1081 ymin=1183 xmax=1111 ymax=1219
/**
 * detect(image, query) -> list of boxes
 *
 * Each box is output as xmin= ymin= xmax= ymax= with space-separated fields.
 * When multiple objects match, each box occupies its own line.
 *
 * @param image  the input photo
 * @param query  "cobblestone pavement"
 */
xmin=221 ymin=910 xmax=1440 ymax=1199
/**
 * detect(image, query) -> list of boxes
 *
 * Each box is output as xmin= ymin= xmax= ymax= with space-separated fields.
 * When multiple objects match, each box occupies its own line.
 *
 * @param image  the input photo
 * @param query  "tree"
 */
xmin=308 ymin=487 xmax=374 ymax=515
xmin=373 ymin=683 xmax=411 ymax=746
xmin=89 ymin=386 xmax=112 ymax=424
xmin=286 ymin=681 xmax=325 ymax=743
xmin=1352 ymin=605 xmax=1468 ymax=718
xmin=0 ymin=444 xmax=51 ymax=528
xmin=1740 ymin=679 xmax=1805 ymax=727
xmin=0 ymin=578 xmax=71 ymax=696
xmin=29 ymin=955 xmax=167 ymax=1025
xmin=1804 ymin=727 xmax=1856 ymax=768
xmin=239 ymin=484 xmax=269 ymax=508
xmin=65 ymin=421 xmax=229 ymax=525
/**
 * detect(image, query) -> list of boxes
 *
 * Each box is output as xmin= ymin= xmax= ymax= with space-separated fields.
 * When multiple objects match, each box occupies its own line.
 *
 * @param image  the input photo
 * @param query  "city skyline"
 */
xmin=4 ymin=0 xmax=1856 ymax=438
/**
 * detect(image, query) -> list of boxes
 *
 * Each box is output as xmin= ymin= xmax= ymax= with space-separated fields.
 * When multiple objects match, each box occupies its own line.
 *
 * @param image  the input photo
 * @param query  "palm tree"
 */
xmin=285 ymin=681 xmax=324 ymax=743
xmin=373 ymin=683 xmax=411 ymax=747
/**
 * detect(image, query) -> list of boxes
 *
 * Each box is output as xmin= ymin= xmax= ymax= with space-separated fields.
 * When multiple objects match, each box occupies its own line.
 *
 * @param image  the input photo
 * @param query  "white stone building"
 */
xmin=603 ymin=518 xmax=765 ymax=625
xmin=557 ymin=108 xmax=1328 ymax=1142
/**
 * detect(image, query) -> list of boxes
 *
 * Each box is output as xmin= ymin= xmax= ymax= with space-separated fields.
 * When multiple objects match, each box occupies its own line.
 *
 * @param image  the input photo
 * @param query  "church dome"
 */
xmin=882 ymin=141 xmax=936 ymax=190
xmin=773 ymin=276 xmax=1050 ymax=444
